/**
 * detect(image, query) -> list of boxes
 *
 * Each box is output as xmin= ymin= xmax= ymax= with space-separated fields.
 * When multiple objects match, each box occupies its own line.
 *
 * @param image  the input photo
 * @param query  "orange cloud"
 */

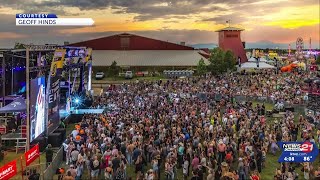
xmin=55 ymin=17 xmax=164 ymax=34
xmin=0 ymin=32 xmax=27 ymax=39
xmin=262 ymin=5 xmax=319 ymax=29
xmin=243 ymin=24 xmax=320 ymax=44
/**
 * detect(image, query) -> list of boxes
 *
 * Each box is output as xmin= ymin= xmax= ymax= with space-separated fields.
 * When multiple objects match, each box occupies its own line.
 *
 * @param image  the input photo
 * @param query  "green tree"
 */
xmin=266 ymin=48 xmax=270 ymax=53
xmin=14 ymin=43 xmax=25 ymax=49
xmin=207 ymin=48 xmax=236 ymax=75
xmin=224 ymin=50 xmax=237 ymax=71
xmin=108 ymin=61 xmax=120 ymax=77
xmin=316 ymin=55 xmax=320 ymax=65
xmin=197 ymin=58 xmax=207 ymax=75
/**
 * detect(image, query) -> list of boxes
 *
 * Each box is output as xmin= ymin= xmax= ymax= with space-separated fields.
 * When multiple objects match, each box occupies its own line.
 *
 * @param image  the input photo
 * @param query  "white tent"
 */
xmin=240 ymin=62 xmax=276 ymax=69
xmin=248 ymin=57 xmax=274 ymax=63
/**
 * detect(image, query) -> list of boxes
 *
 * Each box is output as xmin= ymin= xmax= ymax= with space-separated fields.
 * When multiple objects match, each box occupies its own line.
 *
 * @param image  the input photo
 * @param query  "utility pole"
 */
xmin=26 ymin=48 xmax=30 ymax=150
xmin=226 ymin=19 xmax=231 ymax=27
xmin=0 ymin=53 xmax=4 ymax=106
xmin=11 ymin=56 xmax=13 ymax=94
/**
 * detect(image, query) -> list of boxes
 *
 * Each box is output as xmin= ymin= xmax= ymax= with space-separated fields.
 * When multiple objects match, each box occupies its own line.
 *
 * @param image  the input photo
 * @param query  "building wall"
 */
xmin=219 ymin=31 xmax=248 ymax=63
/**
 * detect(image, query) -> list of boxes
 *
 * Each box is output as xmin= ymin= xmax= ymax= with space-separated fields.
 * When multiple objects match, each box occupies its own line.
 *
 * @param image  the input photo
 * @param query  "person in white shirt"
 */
xmin=222 ymin=116 xmax=228 ymax=126
xmin=183 ymin=157 xmax=189 ymax=179
xmin=62 ymin=141 xmax=69 ymax=165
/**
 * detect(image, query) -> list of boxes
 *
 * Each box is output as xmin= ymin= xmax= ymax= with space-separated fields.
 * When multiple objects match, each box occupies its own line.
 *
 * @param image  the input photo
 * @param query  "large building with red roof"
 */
xmin=70 ymin=33 xmax=208 ymax=67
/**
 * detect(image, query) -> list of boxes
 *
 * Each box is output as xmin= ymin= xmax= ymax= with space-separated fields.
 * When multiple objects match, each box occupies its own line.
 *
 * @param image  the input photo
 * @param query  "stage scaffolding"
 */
xmin=0 ymin=45 xmax=92 ymax=151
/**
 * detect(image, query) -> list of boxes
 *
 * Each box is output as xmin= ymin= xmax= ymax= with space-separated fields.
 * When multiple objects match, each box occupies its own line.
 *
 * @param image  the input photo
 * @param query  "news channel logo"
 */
xmin=16 ymin=13 xmax=94 ymax=26
xmin=278 ymin=141 xmax=319 ymax=163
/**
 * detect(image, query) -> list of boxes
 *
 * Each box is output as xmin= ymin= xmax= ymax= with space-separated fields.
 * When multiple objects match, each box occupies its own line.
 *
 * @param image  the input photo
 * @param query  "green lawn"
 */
xmin=252 ymin=101 xmax=274 ymax=111
xmin=3 ymin=102 xmax=315 ymax=180
xmin=1 ymin=150 xmax=51 ymax=180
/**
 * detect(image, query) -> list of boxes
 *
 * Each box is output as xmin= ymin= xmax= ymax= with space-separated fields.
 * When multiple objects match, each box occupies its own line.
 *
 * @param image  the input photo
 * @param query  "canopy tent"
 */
xmin=0 ymin=97 xmax=26 ymax=113
xmin=240 ymin=62 xmax=276 ymax=69
xmin=0 ymin=95 xmax=23 ymax=101
xmin=248 ymin=57 xmax=274 ymax=63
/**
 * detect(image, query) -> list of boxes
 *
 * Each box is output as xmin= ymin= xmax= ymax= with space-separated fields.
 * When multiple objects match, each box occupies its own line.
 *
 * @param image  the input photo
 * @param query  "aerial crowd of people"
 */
xmin=59 ymin=71 xmax=320 ymax=180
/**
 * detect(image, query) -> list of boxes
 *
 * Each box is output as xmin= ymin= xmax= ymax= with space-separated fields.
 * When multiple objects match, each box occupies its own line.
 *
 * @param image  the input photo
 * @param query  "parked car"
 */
xmin=136 ymin=72 xmax=144 ymax=77
xmin=136 ymin=71 xmax=149 ymax=77
xmin=125 ymin=71 xmax=133 ymax=79
xmin=95 ymin=72 xmax=105 ymax=80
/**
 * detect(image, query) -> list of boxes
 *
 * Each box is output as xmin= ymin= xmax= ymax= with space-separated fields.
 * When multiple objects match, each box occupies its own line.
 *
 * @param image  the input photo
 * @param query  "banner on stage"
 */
xmin=0 ymin=160 xmax=17 ymax=180
xmin=48 ymin=48 xmax=66 ymax=133
xmin=85 ymin=48 xmax=92 ymax=62
xmin=278 ymin=141 xmax=319 ymax=163
xmin=25 ymin=144 xmax=40 ymax=166
xmin=50 ymin=49 xmax=66 ymax=77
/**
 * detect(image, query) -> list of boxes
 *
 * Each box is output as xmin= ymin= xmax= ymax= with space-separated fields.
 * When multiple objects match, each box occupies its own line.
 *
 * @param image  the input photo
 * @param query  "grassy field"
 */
xmin=0 ymin=150 xmax=52 ymax=180
xmin=3 ymin=101 xmax=316 ymax=179
xmin=59 ymin=102 xmax=320 ymax=180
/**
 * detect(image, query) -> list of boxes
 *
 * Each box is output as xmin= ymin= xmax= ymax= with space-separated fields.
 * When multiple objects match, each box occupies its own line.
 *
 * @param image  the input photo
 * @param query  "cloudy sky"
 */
xmin=0 ymin=0 xmax=319 ymax=48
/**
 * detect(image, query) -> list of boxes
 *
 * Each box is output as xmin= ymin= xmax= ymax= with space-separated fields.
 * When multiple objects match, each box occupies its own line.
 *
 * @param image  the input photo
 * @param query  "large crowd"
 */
xmin=59 ymin=71 xmax=320 ymax=180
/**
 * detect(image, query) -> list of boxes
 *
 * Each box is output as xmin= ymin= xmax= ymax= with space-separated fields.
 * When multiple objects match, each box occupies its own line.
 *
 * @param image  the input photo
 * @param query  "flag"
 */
xmin=310 ymin=37 xmax=311 ymax=44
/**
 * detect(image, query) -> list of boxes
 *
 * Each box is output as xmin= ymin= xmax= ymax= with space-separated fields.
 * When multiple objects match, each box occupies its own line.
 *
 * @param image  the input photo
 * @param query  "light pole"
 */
xmin=304 ymin=57 xmax=308 ymax=74
xmin=0 ymin=53 xmax=4 ymax=106
xmin=26 ymin=48 xmax=30 ymax=150
xmin=274 ymin=57 xmax=278 ymax=75
xmin=11 ymin=56 xmax=13 ymax=94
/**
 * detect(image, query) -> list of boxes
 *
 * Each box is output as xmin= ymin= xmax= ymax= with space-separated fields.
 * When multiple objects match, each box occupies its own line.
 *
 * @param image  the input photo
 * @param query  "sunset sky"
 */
xmin=0 ymin=0 xmax=319 ymax=48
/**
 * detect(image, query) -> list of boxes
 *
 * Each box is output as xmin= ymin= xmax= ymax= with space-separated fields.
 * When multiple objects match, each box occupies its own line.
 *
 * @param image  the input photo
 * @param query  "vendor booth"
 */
xmin=240 ymin=61 xmax=276 ymax=69
xmin=248 ymin=57 xmax=274 ymax=63
xmin=0 ymin=97 xmax=27 ymax=153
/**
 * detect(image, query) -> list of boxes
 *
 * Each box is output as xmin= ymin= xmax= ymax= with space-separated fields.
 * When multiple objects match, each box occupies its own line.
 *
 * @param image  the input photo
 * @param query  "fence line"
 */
xmin=43 ymin=147 xmax=63 ymax=180
xmin=21 ymin=162 xmax=46 ymax=180
xmin=231 ymin=95 xmax=307 ymax=113
xmin=144 ymin=91 xmax=309 ymax=107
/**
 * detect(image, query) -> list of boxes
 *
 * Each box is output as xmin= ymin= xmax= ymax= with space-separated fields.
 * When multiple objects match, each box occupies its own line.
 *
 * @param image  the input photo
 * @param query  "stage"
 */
xmin=0 ymin=108 xmax=104 ymax=153
xmin=59 ymin=109 xmax=104 ymax=119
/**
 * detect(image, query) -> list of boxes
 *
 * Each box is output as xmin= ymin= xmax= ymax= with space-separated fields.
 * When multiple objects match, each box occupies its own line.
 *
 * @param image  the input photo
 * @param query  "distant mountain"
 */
xmin=190 ymin=43 xmax=217 ymax=49
xmin=190 ymin=42 xmax=289 ymax=49
xmin=246 ymin=41 xmax=290 ymax=49
xmin=191 ymin=41 xmax=319 ymax=50
xmin=248 ymin=41 xmax=320 ymax=49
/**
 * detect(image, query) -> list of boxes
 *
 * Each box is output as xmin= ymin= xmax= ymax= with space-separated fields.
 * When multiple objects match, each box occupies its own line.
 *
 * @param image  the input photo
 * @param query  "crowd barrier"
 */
xmin=165 ymin=92 xmax=308 ymax=113
xmin=43 ymin=147 xmax=63 ymax=180
xmin=233 ymin=95 xmax=274 ymax=104
xmin=22 ymin=162 xmax=46 ymax=180
xmin=166 ymin=92 xmax=307 ymax=105
xmin=232 ymin=95 xmax=307 ymax=113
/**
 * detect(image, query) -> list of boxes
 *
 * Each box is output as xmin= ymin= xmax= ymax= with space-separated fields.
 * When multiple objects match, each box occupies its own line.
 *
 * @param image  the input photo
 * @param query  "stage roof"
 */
xmin=0 ymin=97 xmax=26 ymax=113
xmin=215 ymin=27 xmax=244 ymax=32
xmin=92 ymin=50 xmax=208 ymax=66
